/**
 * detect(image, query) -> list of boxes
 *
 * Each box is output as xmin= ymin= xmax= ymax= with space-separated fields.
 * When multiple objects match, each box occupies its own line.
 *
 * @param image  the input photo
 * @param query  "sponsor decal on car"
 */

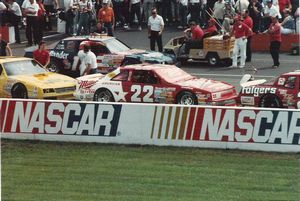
xmin=3 ymin=101 xmax=121 ymax=136
xmin=50 ymin=51 xmax=69 ymax=59
xmin=242 ymin=86 xmax=277 ymax=97
xmin=150 ymin=107 xmax=300 ymax=145
xmin=240 ymin=96 xmax=255 ymax=105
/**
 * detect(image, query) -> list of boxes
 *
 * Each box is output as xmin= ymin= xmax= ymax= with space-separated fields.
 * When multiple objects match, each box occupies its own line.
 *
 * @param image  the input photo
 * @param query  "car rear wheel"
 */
xmin=259 ymin=94 xmax=282 ymax=108
xmin=93 ymin=89 xmax=115 ymax=102
xmin=11 ymin=84 xmax=28 ymax=99
xmin=176 ymin=91 xmax=197 ymax=105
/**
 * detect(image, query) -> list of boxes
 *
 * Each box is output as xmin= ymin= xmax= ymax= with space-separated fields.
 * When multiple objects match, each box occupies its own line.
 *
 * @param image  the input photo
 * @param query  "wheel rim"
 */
xmin=209 ymin=57 xmax=217 ymax=65
xmin=48 ymin=63 xmax=58 ymax=72
xmin=180 ymin=94 xmax=194 ymax=105
xmin=12 ymin=85 xmax=27 ymax=98
xmin=95 ymin=91 xmax=112 ymax=102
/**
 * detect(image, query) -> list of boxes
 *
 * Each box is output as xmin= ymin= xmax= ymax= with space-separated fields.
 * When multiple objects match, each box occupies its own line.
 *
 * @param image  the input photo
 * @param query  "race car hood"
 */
xmin=178 ymin=78 xmax=235 ymax=93
xmin=10 ymin=73 xmax=76 ymax=89
xmin=118 ymin=49 xmax=176 ymax=64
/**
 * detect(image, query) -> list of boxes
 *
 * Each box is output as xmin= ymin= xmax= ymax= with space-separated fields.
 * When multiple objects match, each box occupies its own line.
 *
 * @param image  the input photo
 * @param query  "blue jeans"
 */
xmin=179 ymin=4 xmax=188 ymax=27
xmin=77 ymin=12 xmax=89 ymax=35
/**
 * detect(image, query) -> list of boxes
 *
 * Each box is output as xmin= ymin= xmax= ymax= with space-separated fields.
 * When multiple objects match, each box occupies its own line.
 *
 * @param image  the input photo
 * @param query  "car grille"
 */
xmin=55 ymin=86 xmax=76 ymax=93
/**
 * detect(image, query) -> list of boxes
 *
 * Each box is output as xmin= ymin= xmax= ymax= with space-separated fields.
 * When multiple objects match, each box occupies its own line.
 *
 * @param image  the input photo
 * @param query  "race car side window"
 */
xmin=65 ymin=41 xmax=79 ymax=53
xmin=112 ymin=70 xmax=129 ymax=81
xmin=55 ymin=41 xmax=65 ymax=50
xmin=284 ymin=76 xmax=296 ymax=89
xmin=131 ymin=70 xmax=159 ymax=84
xmin=91 ymin=44 xmax=109 ymax=54
xmin=0 ymin=65 xmax=2 ymax=75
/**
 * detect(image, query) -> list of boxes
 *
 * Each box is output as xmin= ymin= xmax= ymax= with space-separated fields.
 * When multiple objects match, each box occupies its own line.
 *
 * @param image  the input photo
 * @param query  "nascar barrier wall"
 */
xmin=0 ymin=99 xmax=299 ymax=153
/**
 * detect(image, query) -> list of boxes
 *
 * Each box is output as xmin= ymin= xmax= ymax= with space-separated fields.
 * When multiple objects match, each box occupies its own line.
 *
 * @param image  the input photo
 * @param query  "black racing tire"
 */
xmin=176 ymin=91 xmax=198 ymax=105
xmin=259 ymin=94 xmax=282 ymax=108
xmin=207 ymin=53 xmax=220 ymax=66
xmin=93 ymin=89 xmax=115 ymax=102
xmin=122 ymin=58 xmax=141 ymax=66
xmin=11 ymin=84 xmax=28 ymax=99
xmin=48 ymin=59 xmax=61 ymax=73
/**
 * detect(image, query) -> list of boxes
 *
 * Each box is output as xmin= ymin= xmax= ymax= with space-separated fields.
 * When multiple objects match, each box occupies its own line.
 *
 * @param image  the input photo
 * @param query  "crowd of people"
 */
xmin=0 ymin=0 xmax=299 ymax=68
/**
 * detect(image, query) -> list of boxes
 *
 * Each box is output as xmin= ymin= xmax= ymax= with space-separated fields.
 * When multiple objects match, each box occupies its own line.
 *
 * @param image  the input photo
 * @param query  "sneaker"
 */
xmin=272 ymin=65 xmax=279 ymax=68
xmin=229 ymin=65 xmax=238 ymax=68
xmin=177 ymin=25 xmax=183 ymax=29
xmin=138 ymin=26 xmax=142 ymax=31
xmin=238 ymin=65 xmax=245 ymax=68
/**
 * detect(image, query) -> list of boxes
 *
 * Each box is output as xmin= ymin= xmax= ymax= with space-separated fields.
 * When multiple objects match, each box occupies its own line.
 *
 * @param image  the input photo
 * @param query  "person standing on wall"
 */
xmin=33 ymin=41 xmax=50 ymax=67
xmin=36 ymin=0 xmax=46 ymax=44
xmin=268 ymin=15 xmax=281 ymax=68
xmin=22 ymin=0 xmax=39 ymax=46
xmin=98 ymin=0 xmax=115 ymax=36
xmin=241 ymin=9 xmax=253 ymax=62
xmin=230 ymin=15 xmax=252 ymax=68
xmin=128 ymin=0 xmax=142 ymax=30
xmin=148 ymin=7 xmax=164 ymax=52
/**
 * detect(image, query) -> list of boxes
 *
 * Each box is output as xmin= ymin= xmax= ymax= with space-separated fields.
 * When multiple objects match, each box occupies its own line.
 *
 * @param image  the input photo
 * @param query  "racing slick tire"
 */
xmin=11 ymin=84 xmax=28 ymax=99
xmin=207 ymin=53 xmax=220 ymax=66
xmin=259 ymin=94 xmax=282 ymax=108
xmin=176 ymin=91 xmax=198 ymax=105
xmin=122 ymin=58 xmax=141 ymax=66
xmin=93 ymin=89 xmax=115 ymax=102
xmin=48 ymin=59 xmax=61 ymax=73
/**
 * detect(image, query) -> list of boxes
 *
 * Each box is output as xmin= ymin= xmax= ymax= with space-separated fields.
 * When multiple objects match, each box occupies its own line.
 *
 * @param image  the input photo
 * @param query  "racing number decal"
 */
xmin=131 ymin=85 xmax=154 ymax=102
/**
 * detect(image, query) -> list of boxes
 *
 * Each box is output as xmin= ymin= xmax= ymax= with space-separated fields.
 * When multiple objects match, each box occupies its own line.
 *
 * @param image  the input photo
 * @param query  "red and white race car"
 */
xmin=74 ymin=64 xmax=237 ymax=106
xmin=239 ymin=71 xmax=300 ymax=108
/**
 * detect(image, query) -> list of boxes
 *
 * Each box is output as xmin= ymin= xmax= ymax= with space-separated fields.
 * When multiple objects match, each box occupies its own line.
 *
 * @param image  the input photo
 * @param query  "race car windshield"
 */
xmin=105 ymin=38 xmax=130 ymax=53
xmin=156 ymin=67 xmax=194 ymax=83
xmin=3 ymin=60 xmax=47 ymax=76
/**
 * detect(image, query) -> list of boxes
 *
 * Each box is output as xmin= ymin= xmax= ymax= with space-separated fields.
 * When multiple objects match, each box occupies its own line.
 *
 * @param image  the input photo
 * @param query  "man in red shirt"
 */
xmin=279 ymin=0 xmax=292 ymax=15
xmin=268 ymin=15 xmax=281 ymax=68
xmin=184 ymin=21 xmax=204 ymax=54
xmin=204 ymin=18 xmax=218 ymax=37
xmin=242 ymin=9 xmax=253 ymax=62
xmin=230 ymin=15 xmax=252 ymax=68
xmin=33 ymin=41 xmax=50 ymax=67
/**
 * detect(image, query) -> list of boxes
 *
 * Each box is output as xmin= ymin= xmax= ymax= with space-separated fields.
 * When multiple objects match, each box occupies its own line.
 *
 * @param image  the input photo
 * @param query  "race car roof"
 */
xmin=63 ymin=35 xmax=113 ymax=42
xmin=122 ymin=64 xmax=176 ymax=71
xmin=0 ymin=57 xmax=32 ymax=63
xmin=283 ymin=70 xmax=300 ymax=76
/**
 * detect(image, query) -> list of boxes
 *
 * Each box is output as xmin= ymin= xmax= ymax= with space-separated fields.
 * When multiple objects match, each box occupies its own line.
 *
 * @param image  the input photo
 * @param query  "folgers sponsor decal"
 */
xmin=3 ymin=101 xmax=121 ymax=136
xmin=242 ymin=86 xmax=276 ymax=97
xmin=151 ymin=107 xmax=300 ymax=144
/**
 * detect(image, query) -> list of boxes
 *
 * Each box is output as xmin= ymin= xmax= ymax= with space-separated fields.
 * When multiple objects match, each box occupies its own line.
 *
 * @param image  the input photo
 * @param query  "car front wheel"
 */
xmin=11 ymin=84 xmax=28 ymax=99
xmin=176 ymin=91 xmax=197 ymax=105
xmin=93 ymin=89 xmax=115 ymax=102
xmin=259 ymin=94 xmax=282 ymax=108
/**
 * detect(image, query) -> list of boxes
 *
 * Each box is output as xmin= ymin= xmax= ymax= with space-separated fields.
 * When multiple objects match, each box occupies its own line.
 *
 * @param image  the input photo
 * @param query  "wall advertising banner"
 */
xmin=0 ymin=99 xmax=299 ymax=152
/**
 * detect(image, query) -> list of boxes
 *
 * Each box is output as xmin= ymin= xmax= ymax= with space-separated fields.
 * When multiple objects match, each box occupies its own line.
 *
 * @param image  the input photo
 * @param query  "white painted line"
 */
xmin=43 ymin=33 xmax=64 ymax=39
xmin=191 ymin=73 xmax=275 ymax=78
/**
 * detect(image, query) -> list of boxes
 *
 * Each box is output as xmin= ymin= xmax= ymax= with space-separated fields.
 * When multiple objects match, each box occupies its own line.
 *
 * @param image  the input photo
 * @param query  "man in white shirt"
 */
xmin=6 ymin=0 xmax=22 ymax=43
xmin=262 ymin=0 xmax=281 ymax=31
xmin=148 ymin=8 xmax=164 ymax=52
xmin=213 ymin=0 xmax=225 ymax=29
xmin=81 ymin=44 xmax=98 ymax=75
xmin=22 ymin=0 xmax=39 ymax=46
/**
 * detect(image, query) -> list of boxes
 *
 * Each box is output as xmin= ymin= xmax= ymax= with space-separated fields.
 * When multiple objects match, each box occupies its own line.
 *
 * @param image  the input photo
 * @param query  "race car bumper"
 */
xmin=74 ymin=91 xmax=94 ymax=101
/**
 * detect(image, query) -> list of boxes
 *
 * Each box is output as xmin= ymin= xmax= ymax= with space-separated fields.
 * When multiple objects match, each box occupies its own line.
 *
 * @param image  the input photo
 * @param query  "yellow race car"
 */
xmin=0 ymin=57 xmax=76 ymax=99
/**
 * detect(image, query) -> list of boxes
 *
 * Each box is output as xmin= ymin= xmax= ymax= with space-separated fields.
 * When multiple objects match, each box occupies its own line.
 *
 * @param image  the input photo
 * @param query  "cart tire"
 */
xmin=207 ymin=53 xmax=220 ymax=66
